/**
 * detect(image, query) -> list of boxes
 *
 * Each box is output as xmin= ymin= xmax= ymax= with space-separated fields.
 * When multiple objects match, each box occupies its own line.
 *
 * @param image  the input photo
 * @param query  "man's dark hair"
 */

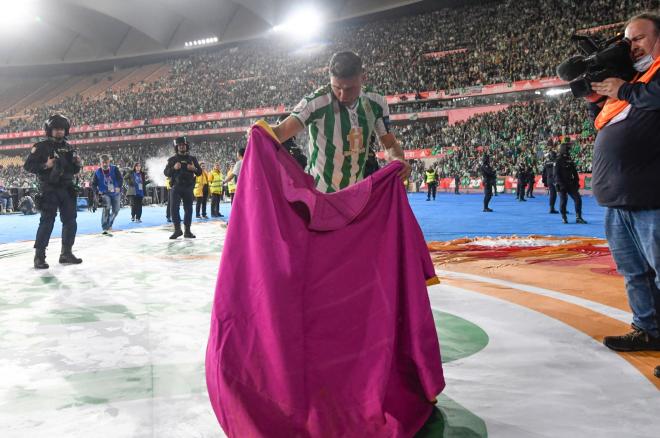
xmin=238 ymin=147 xmax=246 ymax=158
xmin=627 ymin=12 xmax=660 ymax=34
xmin=329 ymin=51 xmax=363 ymax=78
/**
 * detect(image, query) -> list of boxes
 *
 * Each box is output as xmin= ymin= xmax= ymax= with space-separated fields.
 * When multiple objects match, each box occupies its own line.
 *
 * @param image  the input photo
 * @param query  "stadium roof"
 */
xmin=0 ymin=0 xmax=425 ymax=68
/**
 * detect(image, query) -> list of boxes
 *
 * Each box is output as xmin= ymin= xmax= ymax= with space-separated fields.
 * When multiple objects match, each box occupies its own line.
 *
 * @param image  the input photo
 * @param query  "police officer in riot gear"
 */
xmin=481 ymin=155 xmax=496 ymax=212
xmin=516 ymin=161 xmax=527 ymax=201
xmin=526 ymin=161 xmax=537 ymax=198
xmin=542 ymin=151 xmax=560 ymax=214
xmin=554 ymin=142 xmax=587 ymax=224
xmin=164 ymin=136 xmax=202 ymax=239
xmin=23 ymin=114 xmax=83 ymax=269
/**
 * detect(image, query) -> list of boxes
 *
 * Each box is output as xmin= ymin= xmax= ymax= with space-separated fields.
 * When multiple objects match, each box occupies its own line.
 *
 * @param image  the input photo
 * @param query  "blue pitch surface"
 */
xmin=0 ymin=193 xmax=605 ymax=245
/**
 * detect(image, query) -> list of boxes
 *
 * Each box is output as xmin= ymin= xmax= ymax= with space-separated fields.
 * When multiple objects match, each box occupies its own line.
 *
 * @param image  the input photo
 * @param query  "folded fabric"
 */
xmin=206 ymin=124 xmax=445 ymax=437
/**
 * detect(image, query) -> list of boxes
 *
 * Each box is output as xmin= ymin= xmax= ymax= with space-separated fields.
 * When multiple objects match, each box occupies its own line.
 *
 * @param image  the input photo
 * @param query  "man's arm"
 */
xmin=24 ymin=144 xmax=49 ymax=175
xmin=617 ymin=73 xmax=660 ymax=110
xmin=164 ymin=158 xmax=173 ymax=177
xmin=91 ymin=171 xmax=99 ymax=193
xmin=272 ymin=116 xmax=304 ymax=144
xmin=379 ymin=133 xmax=412 ymax=181
xmin=191 ymin=157 xmax=202 ymax=176
xmin=591 ymin=73 xmax=660 ymax=111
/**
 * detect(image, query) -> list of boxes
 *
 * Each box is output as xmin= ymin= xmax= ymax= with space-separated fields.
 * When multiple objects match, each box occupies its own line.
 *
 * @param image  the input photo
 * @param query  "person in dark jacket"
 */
xmin=453 ymin=173 xmax=461 ymax=195
xmin=480 ymin=155 xmax=496 ymax=212
xmin=164 ymin=136 xmax=202 ymax=239
xmin=515 ymin=162 xmax=527 ymax=201
xmin=525 ymin=161 xmax=537 ymax=198
xmin=542 ymin=151 xmax=560 ymax=214
xmin=124 ymin=162 xmax=147 ymax=222
xmin=554 ymin=142 xmax=586 ymax=224
xmin=23 ymin=114 xmax=82 ymax=269
xmin=588 ymin=13 xmax=660 ymax=352
xmin=92 ymin=155 xmax=123 ymax=235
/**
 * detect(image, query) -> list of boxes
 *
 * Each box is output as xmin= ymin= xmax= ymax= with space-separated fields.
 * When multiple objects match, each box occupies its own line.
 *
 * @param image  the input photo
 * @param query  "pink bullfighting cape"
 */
xmin=206 ymin=123 xmax=445 ymax=437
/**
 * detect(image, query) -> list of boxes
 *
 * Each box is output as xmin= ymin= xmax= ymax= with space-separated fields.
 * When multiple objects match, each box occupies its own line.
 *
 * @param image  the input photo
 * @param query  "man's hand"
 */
xmin=186 ymin=164 xmax=196 ymax=171
xmin=591 ymin=78 xmax=626 ymax=99
xmin=115 ymin=187 xmax=121 ymax=193
xmin=173 ymin=162 xmax=181 ymax=170
xmin=394 ymin=158 xmax=412 ymax=182
xmin=45 ymin=157 xmax=56 ymax=169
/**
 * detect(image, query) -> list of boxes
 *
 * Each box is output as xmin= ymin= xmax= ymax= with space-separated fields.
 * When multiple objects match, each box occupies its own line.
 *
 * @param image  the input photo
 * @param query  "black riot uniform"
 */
xmin=23 ymin=114 xmax=83 ymax=269
xmin=554 ymin=142 xmax=587 ymax=224
xmin=525 ymin=161 xmax=537 ymax=198
xmin=480 ymin=155 xmax=496 ymax=212
xmin=164 ymin=137 xmax=202 ymax=239
xmin=542 ymin=151 xmax=559 ymax=214
xmin=516 ymin=162 xmax=527 ymax=201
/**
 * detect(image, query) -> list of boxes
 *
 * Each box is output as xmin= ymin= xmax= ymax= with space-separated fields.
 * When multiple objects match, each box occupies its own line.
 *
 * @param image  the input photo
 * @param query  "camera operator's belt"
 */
xmin=595 ymin=57 xmax=660 ymax=129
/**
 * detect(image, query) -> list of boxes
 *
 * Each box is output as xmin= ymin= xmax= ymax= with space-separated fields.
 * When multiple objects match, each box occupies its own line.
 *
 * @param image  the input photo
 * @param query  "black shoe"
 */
xmin=34 ymin=249 xmax=49 ymax=269
xmin=202 ymin=215 xmax=208 ymax=219
xmin=483 ymin=208 xmax=493 ymax=212
xmin=550 ymin=210 xmax=559 ymax=214
xmin=169 ymin=225 xmax=183 ymax=240
xmin=603 ymin=327 xmax=660 ymax=352
xmin=576 ymin=217 xmax=587 ymax=224
xmin=195 ymin=215 xmax=202 ymax=219
xmin=426 ymin=198 xmax=430 ymax=201
xmin=562 ymin=216 xmax=568 ymax=224
xmin=59 ymin=247 xmax=82 ymax=265
xmin=655 ymin=366 xmax=660 ymax=378
xmin=166 ymin=218 xmax=172 ymax=223
xmin=184 ymin=226 xmax=196 ymax=238
xmin=529 ymin=195 xmax=535 ymax=198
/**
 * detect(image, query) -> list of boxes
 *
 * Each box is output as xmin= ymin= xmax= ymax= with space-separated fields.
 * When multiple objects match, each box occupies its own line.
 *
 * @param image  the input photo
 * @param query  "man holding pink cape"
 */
xmin=206 ymin=52 xmax=444 ymax=437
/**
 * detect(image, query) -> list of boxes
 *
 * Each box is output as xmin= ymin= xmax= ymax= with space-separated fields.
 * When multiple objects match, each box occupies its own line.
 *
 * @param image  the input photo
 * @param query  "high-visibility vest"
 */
xmin=210 ymin=170 xmax=223 ymax=194
xmin=425 ymin=170 xmax=437 ymax=184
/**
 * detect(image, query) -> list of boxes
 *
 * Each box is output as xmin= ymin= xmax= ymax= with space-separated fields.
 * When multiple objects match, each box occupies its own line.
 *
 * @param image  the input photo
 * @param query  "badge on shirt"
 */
xmin=345 ymin=127 xmax=364 ymax=156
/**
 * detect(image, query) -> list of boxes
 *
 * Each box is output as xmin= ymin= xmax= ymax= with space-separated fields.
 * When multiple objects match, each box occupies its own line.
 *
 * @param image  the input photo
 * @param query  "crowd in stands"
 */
xmin=0 ymin=93 xmax=598 ymax=190
xmin=1 ymin=0 xmax=655 ymax=132
xmin=1 ymin=0 xmax=655 ymax=190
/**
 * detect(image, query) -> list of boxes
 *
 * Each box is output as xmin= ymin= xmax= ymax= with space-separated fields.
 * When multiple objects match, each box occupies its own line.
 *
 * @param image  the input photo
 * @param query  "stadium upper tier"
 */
xmin=0 ymin=0 xmax=656 ymax=135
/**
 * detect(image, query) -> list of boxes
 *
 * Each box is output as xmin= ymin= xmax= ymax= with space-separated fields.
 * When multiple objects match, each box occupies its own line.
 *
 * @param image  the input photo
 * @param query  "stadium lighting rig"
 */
xmin=272 ymin=6 xmax=324 ymax=39
xmin=545 ymin=88 xmax=571 ymax=96
xmin=2 ymin=0 xmax=38 ymax=26
xmin=184 ymin=36 xmax=219 ymax=48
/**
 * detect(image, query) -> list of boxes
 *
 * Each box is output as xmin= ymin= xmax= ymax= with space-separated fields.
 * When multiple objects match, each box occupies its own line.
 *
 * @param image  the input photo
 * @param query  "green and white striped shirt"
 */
xmin=291 ymin=85 xmax=390 ymax=193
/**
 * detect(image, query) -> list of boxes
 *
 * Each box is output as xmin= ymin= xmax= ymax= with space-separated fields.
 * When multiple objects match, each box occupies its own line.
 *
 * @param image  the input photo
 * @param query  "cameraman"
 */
xmin=589 ymin=13 xmax=660 ymax=352
xmin=23 ymin=114 xmax=82 ymax=269
xmin=164 ymin=136 xmax=202 ymax=239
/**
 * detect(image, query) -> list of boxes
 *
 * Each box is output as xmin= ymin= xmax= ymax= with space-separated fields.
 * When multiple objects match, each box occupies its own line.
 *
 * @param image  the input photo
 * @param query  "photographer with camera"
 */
xmin=23 ymin=114 xmax=82 ymax=269
xmin=584 ymin=14 xmax=660 ymax=352
xmin=164 ymin=136 xmax=202 ymax=239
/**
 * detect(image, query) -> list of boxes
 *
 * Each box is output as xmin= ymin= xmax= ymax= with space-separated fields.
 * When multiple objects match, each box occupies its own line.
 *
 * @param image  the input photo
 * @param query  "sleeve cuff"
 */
xmin=617 ymin=82 xmax=633 ymax=101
